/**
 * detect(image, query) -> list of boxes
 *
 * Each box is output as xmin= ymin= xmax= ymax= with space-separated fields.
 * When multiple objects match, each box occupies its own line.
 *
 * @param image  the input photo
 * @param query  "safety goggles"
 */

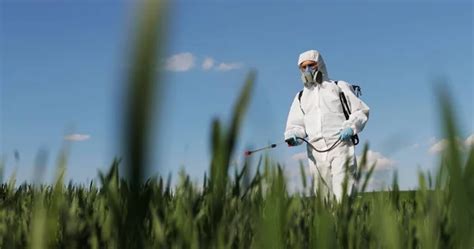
xmin=299 ymin=62 xmax=318 ymax=72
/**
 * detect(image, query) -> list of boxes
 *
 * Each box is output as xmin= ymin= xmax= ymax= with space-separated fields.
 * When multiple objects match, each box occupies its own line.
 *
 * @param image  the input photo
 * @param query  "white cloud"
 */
xmin=291 ymin=152 xmax=307 ymax=161
xmin=165 ymin=53 xmax=242 ymax=72
xmin=428 ymin=139 xmax=448 ymax=154
xmin=284 ymin=164 xmax=311 ymax=194
xmin=428 ymin=136 xmax=437 ymax=145
xmin=358 ymin=150 xmax=395 ymax=171
xmin=165 ymin=52 xmax=195 ymax=72
xmin=216 ymin=62 xmax=242 ymax=71
xmin=465 ymin=134 xmax=474 ymax=147
xmin=365 ymin=178 xmax=388 ymax=191
xmin=281 ymin=152 xmax=310 ymax=193
xmin=202 ymin=57 xmax=214 ymax=70
xmin=64 ymin=134 xmax=91 ymax=142
xmin=428 ymin=137 xmax=466 ymax=154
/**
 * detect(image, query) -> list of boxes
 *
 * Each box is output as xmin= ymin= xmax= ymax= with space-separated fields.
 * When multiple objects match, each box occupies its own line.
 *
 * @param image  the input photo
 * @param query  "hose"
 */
xmin=296 ymin=137 xmax=342 ymax=153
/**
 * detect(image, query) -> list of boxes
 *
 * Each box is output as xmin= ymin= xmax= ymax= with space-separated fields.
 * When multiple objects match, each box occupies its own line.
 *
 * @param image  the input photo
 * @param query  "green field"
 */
xmin=0 ymin=137 xmax=472 ymax=249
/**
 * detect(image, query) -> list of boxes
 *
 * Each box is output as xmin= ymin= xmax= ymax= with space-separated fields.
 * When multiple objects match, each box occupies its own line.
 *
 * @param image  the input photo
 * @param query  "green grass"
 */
xmin=0 ymin=140 xmax=472 ymax=249
xmin=1 ymin=1 xmax=472 ymax=248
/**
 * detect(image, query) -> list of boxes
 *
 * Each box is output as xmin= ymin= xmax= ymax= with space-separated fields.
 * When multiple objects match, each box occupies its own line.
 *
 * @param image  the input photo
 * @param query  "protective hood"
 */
xmin=298 ymin=50 xmax=330 ymax=82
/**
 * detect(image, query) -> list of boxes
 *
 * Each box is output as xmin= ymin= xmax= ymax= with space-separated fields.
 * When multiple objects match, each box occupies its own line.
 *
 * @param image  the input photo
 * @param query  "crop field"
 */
xmin=0 ymin=117 xmax=472 ymax=248
xmin=1 ymin=2 xmax=472 ymax=248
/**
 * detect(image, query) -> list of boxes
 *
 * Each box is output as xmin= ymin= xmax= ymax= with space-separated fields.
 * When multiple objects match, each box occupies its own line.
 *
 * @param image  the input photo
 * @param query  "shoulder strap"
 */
xmin=336 ymin=80 xmax=360 ymax=145
xmin=338 ymin=91 xmax=360 ymax=145
xmin=335 ymin=81 xmax=351 ymax=119
xmin=297 ymin=90 xmax=305 ymax=115
xmin=339 ymin=92 xmax=351 ymax=120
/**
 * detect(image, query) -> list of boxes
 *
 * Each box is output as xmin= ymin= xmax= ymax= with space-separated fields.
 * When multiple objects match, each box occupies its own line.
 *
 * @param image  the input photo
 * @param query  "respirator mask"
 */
xmin=301 ymin=66 xmax=323 ymax=86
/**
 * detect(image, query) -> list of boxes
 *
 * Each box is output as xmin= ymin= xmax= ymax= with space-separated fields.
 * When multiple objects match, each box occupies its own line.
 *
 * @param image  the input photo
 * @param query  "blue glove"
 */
xmin=339 ymin=128 xmax=354 ymax=141
xmin=285 ymin=135 xmax=300 ymax=147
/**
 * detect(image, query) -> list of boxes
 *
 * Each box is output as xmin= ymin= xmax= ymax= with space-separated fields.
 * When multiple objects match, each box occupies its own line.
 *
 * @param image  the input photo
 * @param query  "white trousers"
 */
xmin=307 ymin=138 xmax=357 ymax=202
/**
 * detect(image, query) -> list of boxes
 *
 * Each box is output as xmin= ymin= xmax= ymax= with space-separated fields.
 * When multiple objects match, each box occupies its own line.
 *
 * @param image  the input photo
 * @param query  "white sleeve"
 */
xmin=338 ymin=81 xmax=370 ymax=135
xmin=284 ymin=93 xmax=307 ymax=140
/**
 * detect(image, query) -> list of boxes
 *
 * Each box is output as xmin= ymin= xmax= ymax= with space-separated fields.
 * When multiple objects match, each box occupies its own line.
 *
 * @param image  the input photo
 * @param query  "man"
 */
xmin=284 ymin=49 xmax=370 ymax=201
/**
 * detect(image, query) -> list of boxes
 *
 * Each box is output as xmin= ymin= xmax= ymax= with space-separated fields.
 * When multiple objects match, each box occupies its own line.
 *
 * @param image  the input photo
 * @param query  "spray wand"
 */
xmin=244 ymin=137 xmax=342 ymax=157
xmin=244 ymin=142 xmax=286 ymax=157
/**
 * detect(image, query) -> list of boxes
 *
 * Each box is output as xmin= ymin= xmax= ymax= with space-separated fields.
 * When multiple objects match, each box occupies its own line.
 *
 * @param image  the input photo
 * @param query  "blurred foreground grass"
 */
xmin=0 ymin=1 xmax=472 ymax=248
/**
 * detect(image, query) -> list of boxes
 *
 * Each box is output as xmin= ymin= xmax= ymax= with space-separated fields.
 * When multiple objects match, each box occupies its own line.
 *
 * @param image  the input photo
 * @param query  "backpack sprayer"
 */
xmin=244 ymin=137 xmax=342 ymax=157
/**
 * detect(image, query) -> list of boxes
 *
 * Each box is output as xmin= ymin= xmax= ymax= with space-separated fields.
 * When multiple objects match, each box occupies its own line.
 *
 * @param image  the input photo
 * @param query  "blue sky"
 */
xmin=1 ymin=1 xmax=473 ymax=190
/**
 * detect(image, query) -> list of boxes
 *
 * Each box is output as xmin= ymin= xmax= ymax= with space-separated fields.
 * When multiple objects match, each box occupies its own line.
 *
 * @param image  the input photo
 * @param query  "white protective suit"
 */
xmin=284 ymin=50 xmax=370 ymax=201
